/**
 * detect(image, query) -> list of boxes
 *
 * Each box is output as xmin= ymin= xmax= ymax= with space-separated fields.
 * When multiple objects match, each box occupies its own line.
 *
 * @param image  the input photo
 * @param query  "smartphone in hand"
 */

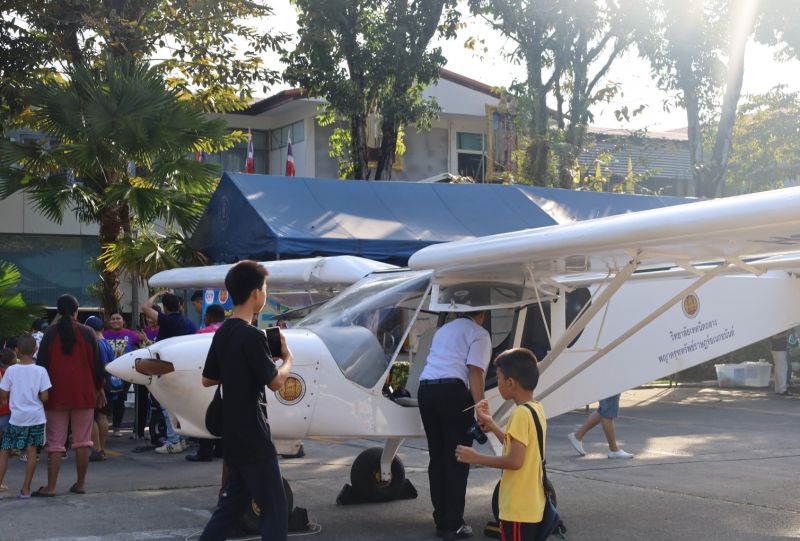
xmin=265 ymin=326 xmax=282 ymax=358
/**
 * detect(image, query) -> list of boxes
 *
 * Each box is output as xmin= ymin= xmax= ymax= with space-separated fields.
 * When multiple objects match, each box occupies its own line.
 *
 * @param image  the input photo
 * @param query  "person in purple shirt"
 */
xmin=102 ymin=312 xmax=141 ymax=437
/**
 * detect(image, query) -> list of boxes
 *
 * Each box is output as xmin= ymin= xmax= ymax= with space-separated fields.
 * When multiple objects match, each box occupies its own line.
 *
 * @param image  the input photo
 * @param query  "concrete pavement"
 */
xmin=2 ymin=385 xmax=800 ymax=540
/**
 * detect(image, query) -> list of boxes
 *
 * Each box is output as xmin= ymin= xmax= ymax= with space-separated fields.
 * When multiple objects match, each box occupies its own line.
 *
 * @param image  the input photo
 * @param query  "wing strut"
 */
xmin=535 ymin=261 xmax=733 ymax=402
xmin=538 ymin=256 xmax=641 ymax=374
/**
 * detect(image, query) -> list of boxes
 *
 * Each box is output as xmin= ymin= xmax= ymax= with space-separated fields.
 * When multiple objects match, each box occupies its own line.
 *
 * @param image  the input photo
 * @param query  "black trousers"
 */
xmin=199 ymin=448 xmax=288 ymax=541
xmin=110 ymin=383 xmax=129 ymax=429
xmin=418 ymin=380 xmax=474 ymax=532
xmin=133 ymin=384 xmax=149 ymax=437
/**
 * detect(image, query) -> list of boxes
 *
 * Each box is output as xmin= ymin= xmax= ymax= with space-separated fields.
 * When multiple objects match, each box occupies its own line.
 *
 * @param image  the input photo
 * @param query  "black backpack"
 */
xmin=488 ymin=404 xmax=567 ymax=539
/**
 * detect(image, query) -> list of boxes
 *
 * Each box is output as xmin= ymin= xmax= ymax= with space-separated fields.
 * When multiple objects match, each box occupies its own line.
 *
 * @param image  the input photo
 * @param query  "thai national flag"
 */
xmin=244 ymin=129 xmax=255 ymax=174
xmin=285 ymin=135 xmax=296 ymax=177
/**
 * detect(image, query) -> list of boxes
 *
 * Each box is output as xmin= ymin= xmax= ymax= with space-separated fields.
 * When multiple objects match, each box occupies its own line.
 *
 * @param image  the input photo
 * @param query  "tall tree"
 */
xmin=625 ymin=0 xmax=759 ymax=197
xmin=553 ymin=0 xmax=629 ymax=188
xmin=0 ymin=57 xmax=233 ymax=316
xmin=469 ymin=0 xmax=629 ymax=187
xmin=469 ymin=0 xmax=566 ymax=184
xmin=0 ymin=0 xmax=287 ymax=117
xmin=285 ymin=0 xmax=459 ymax=180
xmin=725 ymin=87 xmax=800 ymax=195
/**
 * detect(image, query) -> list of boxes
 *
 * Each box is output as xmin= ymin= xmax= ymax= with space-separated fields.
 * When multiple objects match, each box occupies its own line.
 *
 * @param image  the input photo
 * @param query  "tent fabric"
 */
xmin=192 ymin=173 xmax=695 ymax=265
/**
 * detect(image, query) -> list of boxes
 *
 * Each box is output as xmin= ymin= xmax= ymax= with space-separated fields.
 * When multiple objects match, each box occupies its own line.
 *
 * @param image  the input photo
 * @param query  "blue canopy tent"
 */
xmin=191 ymin=173 xmax=695 ymax=265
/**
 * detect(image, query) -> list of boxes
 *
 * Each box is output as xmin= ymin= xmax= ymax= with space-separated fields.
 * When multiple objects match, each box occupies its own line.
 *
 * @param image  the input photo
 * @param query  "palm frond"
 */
xmin=100 ymin=228 xmax=209 ymax=283
xmin=0 ymin=262 xmax=45 ymax=337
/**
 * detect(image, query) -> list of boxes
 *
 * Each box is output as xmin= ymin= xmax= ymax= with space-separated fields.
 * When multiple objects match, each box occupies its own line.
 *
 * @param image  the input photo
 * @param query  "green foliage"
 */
xmin=623 ymin=0 xmax=728 ymax=121
xmin=0 ymin=0 xmax=287 ymax=117
xmin=0 ymin=261 xmax=44 ymax=337
xmin=0 ymin=56 xmax=232 ymax=230
xmin=623 ymin=0 xmax=765 ymax=197
xmin=726 ymin=87 xmax=800 ymax=194
xmin=285 ymin=0 xmax=459 ymax=180
xmin=100 ymin=227 xmax=209 ymax=283
xmin=0 ymin=55 xmax=234 ymax=314
xmin=755 ymin=0 xmax=800 ymax=61
xmin=469 ymin=0 xmax=630 ymax=188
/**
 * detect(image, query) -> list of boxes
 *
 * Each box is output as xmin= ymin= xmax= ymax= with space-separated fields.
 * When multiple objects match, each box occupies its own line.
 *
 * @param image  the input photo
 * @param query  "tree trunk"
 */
xmin=375 ymin=118 xmax=398 ymax=181
xmin=98 ymin=203 xmax=125 ymax=319
xmin=678 ymin=62 xmax=703 ymax=198
xmin=706 ymin=11 xmax=754 ymax=198
xmin=526 ymin=52 xmax=551 ymax=186
xmin=350 ymin=114 xmax=369 ymax=180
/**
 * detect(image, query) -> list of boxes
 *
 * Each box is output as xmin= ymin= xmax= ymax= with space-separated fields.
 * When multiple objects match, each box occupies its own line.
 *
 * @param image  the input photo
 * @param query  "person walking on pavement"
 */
xmin=198 ymin=260 xmax=294 ymax=541
xmin=418 ymin=289 xmax=492 ymax=541
xmin=568 ymin=393 xmax=634 ymax=459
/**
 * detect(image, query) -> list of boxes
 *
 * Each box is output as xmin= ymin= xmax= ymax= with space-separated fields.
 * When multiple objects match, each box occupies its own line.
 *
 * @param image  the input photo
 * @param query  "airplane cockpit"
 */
xmin=295 ymin=268 xmax=591 ymax=404
xmin=297 ymin=270 xmax=433 ymax=389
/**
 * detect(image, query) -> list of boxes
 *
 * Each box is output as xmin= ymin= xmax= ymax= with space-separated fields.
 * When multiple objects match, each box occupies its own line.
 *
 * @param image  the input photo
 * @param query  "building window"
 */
xmin=271 ymin=121 xmax=305 ymax=149
xmin=0 ymin=234 xmax=100 ymax=307
xmin=205 ymin=129 xmax=268 ymax=174
xmin=269 ymin=121 xmax=306 ymax=176
xmin=457 ymin=132 xmax=486 ymax=181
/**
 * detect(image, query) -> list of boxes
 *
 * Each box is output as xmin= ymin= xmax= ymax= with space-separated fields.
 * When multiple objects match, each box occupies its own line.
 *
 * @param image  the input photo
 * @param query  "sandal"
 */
xmin=18 ymin=492 xmax=31 ymax=499
xmin=31 ymin=486 xmax=56 ymax=497
xmin=0 ymin=484 xmax=8 ymax=492
xmin=69 ymin=483 xmax=86 ymax=494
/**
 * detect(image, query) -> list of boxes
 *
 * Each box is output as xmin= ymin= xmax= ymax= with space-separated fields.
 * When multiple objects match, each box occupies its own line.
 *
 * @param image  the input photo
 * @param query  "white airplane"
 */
xmin=108 ymin=186 xmax=800 ymax=514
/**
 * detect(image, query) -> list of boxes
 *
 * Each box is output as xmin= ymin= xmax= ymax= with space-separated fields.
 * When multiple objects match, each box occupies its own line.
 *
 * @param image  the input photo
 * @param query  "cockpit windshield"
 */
xmin=297 ymin=271 xmax=432 ymax=388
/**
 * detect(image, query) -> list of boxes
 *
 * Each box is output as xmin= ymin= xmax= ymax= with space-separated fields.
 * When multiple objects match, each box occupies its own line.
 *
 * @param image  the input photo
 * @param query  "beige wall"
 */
xmin=0 ymin=191 xmax=99 ymax=235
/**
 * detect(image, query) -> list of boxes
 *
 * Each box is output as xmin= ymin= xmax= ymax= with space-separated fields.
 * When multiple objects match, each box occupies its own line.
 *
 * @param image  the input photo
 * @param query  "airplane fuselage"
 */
xmin=107 ymin=267 xmax=800 ymax=443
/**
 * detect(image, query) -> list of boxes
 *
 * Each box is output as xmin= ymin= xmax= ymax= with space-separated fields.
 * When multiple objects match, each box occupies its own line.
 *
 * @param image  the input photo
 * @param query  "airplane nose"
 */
xmin=106 ymin=348 xmax=153 ymax=386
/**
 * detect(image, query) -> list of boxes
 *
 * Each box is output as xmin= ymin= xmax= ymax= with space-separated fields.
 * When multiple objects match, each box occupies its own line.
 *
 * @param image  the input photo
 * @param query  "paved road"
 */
xmin=3 ymin=386 xmax=800 ymax=540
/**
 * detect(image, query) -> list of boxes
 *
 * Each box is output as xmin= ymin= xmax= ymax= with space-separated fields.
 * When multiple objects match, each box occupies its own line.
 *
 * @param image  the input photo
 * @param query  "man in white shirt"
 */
xmin=418 ymin=301 xmax=492 ymax=541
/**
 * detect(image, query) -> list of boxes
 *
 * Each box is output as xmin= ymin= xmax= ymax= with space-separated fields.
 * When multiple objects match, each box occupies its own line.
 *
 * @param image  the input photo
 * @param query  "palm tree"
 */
xmin=0 ymin=261 xmax=44 ymax=337
xmin=0 ymin=56 xmax=235 ymax=317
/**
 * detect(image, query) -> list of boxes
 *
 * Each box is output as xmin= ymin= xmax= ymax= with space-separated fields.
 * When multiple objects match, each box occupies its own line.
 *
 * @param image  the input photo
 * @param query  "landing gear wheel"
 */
xmin=350 ymin=447 xmax=406 ymax=502
xmin=238 ymin=477 xmax=293 ymax=534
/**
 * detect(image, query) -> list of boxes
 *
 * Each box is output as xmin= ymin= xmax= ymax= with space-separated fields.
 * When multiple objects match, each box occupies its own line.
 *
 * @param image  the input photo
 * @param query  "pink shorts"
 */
xmin=45 ymin=409 xmax=94 ymax=452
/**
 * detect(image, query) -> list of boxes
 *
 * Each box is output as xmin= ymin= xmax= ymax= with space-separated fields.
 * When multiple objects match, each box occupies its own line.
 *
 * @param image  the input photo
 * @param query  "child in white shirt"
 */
xmin=0 ymin=334 xmax=51 ymax=498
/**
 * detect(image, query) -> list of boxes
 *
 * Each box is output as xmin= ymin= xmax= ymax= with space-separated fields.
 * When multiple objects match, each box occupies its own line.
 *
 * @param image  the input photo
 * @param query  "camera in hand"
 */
xmin=466 ymin=419 xmax=487 ymax=445
xmin=265 ymin=326 xmax=282 ymax=358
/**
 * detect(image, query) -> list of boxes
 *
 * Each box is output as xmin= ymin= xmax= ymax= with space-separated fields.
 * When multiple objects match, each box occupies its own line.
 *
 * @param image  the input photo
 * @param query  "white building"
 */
xmin=0 ymin=70 xmax=690 ymax=309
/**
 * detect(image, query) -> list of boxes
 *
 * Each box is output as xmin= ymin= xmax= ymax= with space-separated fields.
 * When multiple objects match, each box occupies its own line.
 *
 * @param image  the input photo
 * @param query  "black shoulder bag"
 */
xmin=523 ymin=403 xmax=563 ymax=541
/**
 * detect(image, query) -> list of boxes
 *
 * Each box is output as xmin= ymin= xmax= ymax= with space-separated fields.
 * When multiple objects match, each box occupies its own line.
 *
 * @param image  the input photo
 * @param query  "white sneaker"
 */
xmin=608 ymin=449 xmax=634 ymax=459
xmin=155 ymin=442 xmax=185 ymax=454
xmin=567 ymin=433 xmax=586 ymax=456
xmin=112 ymin=429 xmax=122 ymax=437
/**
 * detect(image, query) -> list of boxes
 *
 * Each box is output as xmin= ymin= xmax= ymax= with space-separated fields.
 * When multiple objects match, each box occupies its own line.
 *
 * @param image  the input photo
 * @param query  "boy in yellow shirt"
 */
xmin=455 ymin=348 xmax=546 ymax=540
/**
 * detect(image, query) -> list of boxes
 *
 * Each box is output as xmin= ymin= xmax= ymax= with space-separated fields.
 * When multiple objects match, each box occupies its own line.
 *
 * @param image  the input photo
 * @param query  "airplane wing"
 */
xmin=408 ymin=186 xmax=800 ymax=282
xmin=409 ymin=186 xmax=800 ymax=417
xmin=149 ymin=255 xmax=396 ymax=291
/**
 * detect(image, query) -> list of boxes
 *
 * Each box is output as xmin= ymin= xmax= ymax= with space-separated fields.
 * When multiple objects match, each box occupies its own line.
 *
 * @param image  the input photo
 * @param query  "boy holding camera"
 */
xmin=198 ymin=260 xmax=294 ymax=541
xmin=419 ymin=308 xmax=492 ymax=541
xmin=455 ymin=348 xmax=546 ymax=541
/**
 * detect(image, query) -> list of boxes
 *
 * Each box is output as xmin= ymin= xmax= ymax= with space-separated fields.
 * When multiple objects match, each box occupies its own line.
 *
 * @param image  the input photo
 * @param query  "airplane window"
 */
xmin=298 ymin=271 xmax=432 ymax=388
xmin=434 ymin=282 xmax=524 ymax=309
xmin=519 ymin=287 xmax=592 ymax=358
